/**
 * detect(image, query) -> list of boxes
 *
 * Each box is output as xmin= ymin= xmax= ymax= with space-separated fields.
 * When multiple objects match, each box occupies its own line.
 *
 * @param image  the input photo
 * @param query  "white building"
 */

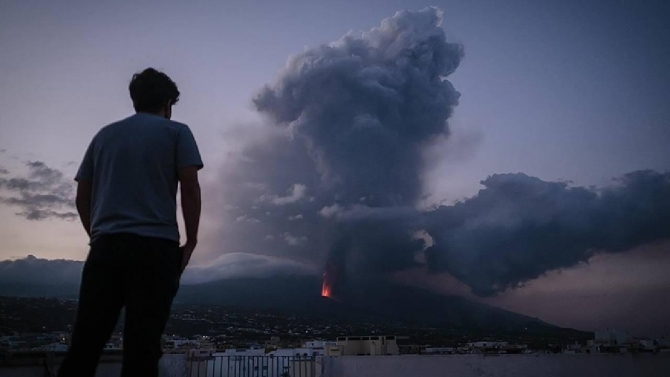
xmin=587 ymin=329 xmax=634 ymax=353
xmin=303 ymin=340 xmax=336 ymax=349
xmin=594 ymin=329 xmax=630 ymax=345
xmin=216 ymin=345 xmax=266 ymax=357
xmin=335 ymin=335 xmax=399 ymax=356
xmin=424 ymin=347 xmax=454 ymax=355
xmin=271 ymin=348 xmax=319 ymax=357
xmin=467 ymin=341 xmax=508 ymax=349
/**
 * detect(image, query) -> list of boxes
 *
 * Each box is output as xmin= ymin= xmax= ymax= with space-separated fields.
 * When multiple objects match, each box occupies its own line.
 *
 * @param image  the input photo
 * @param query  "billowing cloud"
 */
xmin=283 ymin=233 xmax=308 ymax=246
xmin=318 ymin=204 xmax=342 ymax=218
xmin=0 ymin=253 xmax=316 ymax=291
xmin=0 ymin=161 xmax=76 ymax=220
xmin=235 ymin=215 xmax=260 ymax=224
xmin=424 ymin=170 xmax=670 ymax=296
xmin=254 ymin=7 xmax=461 ymax=208
xmin=0 ymin=255 xmax=83 ymax=286
xmin=261 ymin=183 xmax=307 ymax=205
xmin=180 ymin=253 xmax=316 ymax=284
xmin=206 ymin=8 xmax=670 ymax=298
xmin=242 ymin=7 xmax=462 ymax=279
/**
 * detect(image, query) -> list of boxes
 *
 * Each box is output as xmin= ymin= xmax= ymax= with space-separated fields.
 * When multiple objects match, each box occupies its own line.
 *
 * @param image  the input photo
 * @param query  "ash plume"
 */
xmin=214 ymin=7 xmax=670 ymax=298
xmin=424 ymin=170 xmax=670 ymax=296
xmin=252 ymin=7 xmax=462 ymax=282
xmin=255 ymin=7 xmax=462 ymax=207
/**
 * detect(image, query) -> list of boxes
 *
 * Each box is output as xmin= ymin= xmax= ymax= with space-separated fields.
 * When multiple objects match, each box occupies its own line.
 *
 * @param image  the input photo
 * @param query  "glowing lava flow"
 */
xmin=321 ymin=271 xmax=332 ymax=298
xmin=321 ymin=260 xmax=340 ymax=300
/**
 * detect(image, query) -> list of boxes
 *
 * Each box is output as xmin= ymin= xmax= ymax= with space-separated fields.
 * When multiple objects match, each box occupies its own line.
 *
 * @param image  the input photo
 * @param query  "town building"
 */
xmin=335 ymin=335 xmax=399 ymax=356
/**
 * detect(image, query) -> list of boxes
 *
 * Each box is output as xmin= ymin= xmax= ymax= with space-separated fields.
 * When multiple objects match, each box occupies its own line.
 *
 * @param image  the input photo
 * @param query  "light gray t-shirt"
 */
xmin=76 ymin=113 xmax=203 ymax=242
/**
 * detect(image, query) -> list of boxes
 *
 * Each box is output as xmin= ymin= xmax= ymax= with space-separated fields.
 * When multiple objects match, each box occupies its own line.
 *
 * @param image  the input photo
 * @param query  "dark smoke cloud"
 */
xmin=213 ymin=8 xmax=670 ymax=297
xmin=0 ymin=161 xmax=76 ymax=220
xmin=255 ymin=7 xmax=462 ymax=207
xmin=424 ymin=171 xmax=670 ymax=296
xmin=243 ymin=7 xmax=462 ymax=280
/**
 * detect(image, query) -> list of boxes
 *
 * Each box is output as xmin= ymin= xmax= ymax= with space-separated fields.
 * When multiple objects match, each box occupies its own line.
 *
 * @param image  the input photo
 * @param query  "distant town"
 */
xmin=2 ymin=295 xmax=669 ymax=358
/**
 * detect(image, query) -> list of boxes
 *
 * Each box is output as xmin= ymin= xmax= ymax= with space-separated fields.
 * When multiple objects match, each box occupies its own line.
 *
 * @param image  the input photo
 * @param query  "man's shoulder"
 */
xmin=97 ymin=115 xmax=190 ymax=137
xmin=168 ymin=119 xmax=190 ymax=132
xmin=90 ymin=117 xmax=128 ymax=143
xmin=136 ymin=114 xmax=190 ymax=132
xmin=97 ymin=115 xmax=136 ymax=133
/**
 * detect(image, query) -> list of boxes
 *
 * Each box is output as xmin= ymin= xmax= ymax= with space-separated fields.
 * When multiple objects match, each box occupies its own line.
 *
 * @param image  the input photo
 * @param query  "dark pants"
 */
xmin=58 ymin=233 xmax=182 ymax=377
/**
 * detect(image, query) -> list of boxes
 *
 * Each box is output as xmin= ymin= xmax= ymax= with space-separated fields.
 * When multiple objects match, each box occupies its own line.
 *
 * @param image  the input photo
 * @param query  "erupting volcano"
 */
xmin=321 ymin=261 xmax=338 ymax=299
xmin=321 ymin=274 xmax=332 ymax=298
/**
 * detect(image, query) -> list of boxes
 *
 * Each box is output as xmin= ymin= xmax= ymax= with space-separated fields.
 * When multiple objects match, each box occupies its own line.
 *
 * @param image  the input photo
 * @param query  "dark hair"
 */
xmin=128 ymin=68 xmax=180 ymax=112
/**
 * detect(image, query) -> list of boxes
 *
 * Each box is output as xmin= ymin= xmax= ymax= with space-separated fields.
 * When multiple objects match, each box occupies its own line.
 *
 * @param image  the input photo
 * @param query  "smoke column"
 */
xmin=424 ymin=170 xmax=670 ymax=296
xmin=219 ymin=7 xmax=670 ymax=298
xmin=254 ymin=7 xmax=462 ymax=289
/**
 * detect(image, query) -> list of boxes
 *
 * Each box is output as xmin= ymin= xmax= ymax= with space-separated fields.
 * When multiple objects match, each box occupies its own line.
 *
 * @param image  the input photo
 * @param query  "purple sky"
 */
xmin=0 ymin=0 xmax=669 ymax=336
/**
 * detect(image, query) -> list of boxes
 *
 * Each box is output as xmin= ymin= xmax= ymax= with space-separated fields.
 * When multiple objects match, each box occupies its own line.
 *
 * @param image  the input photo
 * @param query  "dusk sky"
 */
xmin=1 ymin=0 xmax=669 ymax=336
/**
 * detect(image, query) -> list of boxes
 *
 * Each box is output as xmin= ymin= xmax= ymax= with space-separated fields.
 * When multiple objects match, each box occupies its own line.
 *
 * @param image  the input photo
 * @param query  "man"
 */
xmin=58 ymin=68 xmax=203 ymax=376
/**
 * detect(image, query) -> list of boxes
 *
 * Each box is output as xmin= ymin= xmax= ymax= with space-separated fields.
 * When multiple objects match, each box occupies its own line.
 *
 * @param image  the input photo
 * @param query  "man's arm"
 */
xmin=178 ymin=166 xmax=201 ymax=272
xmin=76 ymin=180 xmax=93 ymax=237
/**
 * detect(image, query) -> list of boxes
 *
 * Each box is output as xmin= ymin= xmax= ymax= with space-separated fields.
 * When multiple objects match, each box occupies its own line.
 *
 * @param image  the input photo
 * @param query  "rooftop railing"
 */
xmin=188 ymin=355 xmax=316 ymax=377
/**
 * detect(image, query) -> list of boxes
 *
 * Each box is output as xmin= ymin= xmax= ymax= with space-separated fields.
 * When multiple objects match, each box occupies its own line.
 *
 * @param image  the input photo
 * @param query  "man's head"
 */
xmin=129 ymin=68 xmax=180 ymax=119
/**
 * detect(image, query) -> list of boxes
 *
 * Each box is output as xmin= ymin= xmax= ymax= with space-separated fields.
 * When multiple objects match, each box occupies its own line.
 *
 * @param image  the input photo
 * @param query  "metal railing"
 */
xmin=188 ymin=355 xmax=316 ymax=377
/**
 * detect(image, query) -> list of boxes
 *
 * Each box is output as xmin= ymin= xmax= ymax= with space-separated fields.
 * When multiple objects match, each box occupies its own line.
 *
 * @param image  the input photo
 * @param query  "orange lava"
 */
xmin=321 ymin=272 xmax=332 ymax=298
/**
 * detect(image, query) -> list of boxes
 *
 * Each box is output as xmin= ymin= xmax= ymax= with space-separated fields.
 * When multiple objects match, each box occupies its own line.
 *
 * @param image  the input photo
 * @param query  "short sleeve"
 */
xmin=177 ymin=125 xmax=204 ymax=170
xmin=75 ymin=139 xmax=95 ymax=181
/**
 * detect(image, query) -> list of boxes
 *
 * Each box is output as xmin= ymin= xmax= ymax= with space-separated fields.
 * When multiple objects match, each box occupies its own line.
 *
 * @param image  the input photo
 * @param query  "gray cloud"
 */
xmin=181 ymin=253 xmax=316 ymax=285
xmin=0 ymin=255 xmax=83 ymax=286
xmin=261 ymin=183 xmax=308 ymax=205
xmin=254 ymin=7 xmax=462 ymax=207
xmin=243 ymin=7 xmax=462 ymax=280
xmin=283 ymin=232 xmax=308 ymax=246
xmin=0 ymin=252 xmax=316 ymax=289
xmin=424 ymin=170 xmax=670 ymax=296
xmin=212 ymin=7 xmax=670 ymax=299
xmin=17 ymin=209 xmax=77 ymax=221
xmin=0 ymin=161 xmax=76 ymax=220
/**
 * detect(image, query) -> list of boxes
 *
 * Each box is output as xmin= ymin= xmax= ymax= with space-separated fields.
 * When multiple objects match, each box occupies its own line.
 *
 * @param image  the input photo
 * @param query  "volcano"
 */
xmin=175 ymin=275 xmax=563 ymax=332
xmin=320 ymin=260 xmax=340 ymax=299
xmin=0 ymin=272 xmax=580 ymax=333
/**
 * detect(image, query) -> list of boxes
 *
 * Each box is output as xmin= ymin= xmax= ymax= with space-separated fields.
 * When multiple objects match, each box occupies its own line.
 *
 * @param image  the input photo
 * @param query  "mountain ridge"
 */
xmin=175 ymin=275 xmax=561 ymax=332
xmin=0 ymin=275 xmax=585 ymax=334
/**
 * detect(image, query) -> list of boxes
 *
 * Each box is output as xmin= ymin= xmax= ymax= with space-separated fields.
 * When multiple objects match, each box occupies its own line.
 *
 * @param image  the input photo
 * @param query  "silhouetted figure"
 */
xmin=58 ymin=68 xmax=203 ymax=377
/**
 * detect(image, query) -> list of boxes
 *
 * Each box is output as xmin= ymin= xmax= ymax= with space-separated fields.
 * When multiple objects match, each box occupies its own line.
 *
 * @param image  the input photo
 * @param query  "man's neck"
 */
xmin=137 ymin=110 xmax=165 ymax=118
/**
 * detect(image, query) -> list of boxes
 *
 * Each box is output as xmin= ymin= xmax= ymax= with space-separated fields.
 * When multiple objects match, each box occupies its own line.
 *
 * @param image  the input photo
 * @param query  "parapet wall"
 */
xmin=317 ymin=354 xmax=670 ymax=377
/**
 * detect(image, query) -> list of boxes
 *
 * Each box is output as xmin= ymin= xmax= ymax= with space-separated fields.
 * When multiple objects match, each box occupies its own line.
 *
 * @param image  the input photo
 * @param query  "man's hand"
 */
xmin=180 ymin=242 xmax=197 ymax=273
